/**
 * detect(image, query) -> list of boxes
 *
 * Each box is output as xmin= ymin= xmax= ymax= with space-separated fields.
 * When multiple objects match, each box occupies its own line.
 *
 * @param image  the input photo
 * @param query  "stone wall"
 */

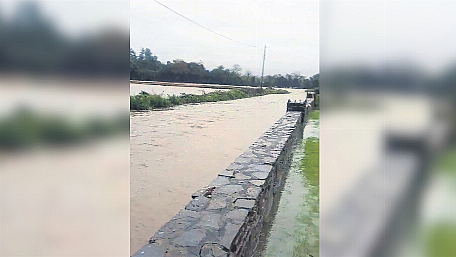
xmin=133 ymin=107 xmax=309 ymax=257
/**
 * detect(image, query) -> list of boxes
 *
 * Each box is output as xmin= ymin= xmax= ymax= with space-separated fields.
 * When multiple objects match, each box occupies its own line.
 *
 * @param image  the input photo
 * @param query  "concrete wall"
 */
xmin=133 ymin=102 xmax=312 ymax=257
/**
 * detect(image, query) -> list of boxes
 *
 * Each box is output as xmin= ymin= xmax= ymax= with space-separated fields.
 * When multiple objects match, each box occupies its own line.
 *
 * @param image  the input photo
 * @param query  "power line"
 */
xmin=153 ymin=0 xmax=259 ymax=48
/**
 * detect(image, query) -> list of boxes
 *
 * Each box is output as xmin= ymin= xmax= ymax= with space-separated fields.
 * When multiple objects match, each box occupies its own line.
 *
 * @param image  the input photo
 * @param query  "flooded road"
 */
xmin=130 ymin=87 xmax=306 ymax=254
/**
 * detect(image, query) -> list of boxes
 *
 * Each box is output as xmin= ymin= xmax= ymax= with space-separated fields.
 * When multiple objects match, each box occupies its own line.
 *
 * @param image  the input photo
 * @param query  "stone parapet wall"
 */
xmin=133 ymin=111 xmax=305 ymax=257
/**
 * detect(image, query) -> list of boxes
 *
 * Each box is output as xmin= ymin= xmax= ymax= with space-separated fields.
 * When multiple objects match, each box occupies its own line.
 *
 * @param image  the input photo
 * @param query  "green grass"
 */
xmin=130 ymin=87 xmax=289 ymax=110
xmin=0 ymin=108 xmax=129 ymax=150
xmin=426 ymin=222 xmax=456 ymax=257
xmin=301 ymin=138 xmax=319 ymax=189
xmin=308 ymin=110 xmax=319 ymax=120
xmin=434 ymin=146 xmax=456 ymax=175
xmin=293 ymin=137 xmax=320 ymax=257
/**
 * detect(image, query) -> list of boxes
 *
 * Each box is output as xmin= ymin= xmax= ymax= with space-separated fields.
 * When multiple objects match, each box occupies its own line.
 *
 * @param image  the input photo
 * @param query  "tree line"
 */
xmin=130 ymin=48 xmax=319 ymax=89
xmin=0 ymin=2 xmax=128 ymax=76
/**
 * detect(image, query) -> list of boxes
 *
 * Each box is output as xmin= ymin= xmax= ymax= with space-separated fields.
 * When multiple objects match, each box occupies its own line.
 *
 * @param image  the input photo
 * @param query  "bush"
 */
xmin=0 ymin=109 xmax=129 ymax=150
xmin=130 ymin=87 xmax=290 ymax=111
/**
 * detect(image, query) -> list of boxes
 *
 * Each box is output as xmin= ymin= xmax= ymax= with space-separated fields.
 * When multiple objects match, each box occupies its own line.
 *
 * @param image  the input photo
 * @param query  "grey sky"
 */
xmin=0 ymin=0 xmax=129 ymax=37
xmin=130 ymin=0 xmax=319 ymax=77
xmin=321 ymin=1 xmax=456 ymax=74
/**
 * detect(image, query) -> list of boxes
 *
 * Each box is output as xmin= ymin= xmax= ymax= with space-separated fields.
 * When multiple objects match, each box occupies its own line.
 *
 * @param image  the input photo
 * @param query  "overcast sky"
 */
xmin=321 ymin=1 xmax=456 ymax=75
xmin=2 ymin=1 xmax=455 ymax=77
xmin=0 ymin=0 xmax=129 ymax=38
xmin=130 ymin=0 xmax=319 ymax=77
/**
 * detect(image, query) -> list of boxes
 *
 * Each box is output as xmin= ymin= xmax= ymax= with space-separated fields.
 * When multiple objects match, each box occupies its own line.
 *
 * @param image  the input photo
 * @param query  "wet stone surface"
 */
xmin=206 ymin=199 xmax=227 ymax=210
xmin=135 ymin=243 xmax=166 ymax=257
xmin=221 ymin=223 xmax=244 ymax=250
xmin=226 ymin=209 xmax=249 ymax=223
xmin=219 ymin=169 xmax=235 ymax=178
xmin=252 ymin=172 xmax=269 ymax=180
xmin=132 ymin=111 xmax=306 ymax=257
xmin=200 ymin=243 xmax=228 ymax=257
xmin=250 ymin=180 xmax=265 ymax=187
xmin=234 ymin=173 xmax=251 ymax=180
xmin=209 ymin=176 xmax=231 ymax=187
xmin=215 ymin=185 xmax=243 ymax=195
xmin=199 ymin=213 xmax=222 ymax=229
xmin=185 ymin=197 xmax=210 ymax=211
xmin=173 ymin=229 xmax=206 ymax=247
xmin=246 ymin=187 xmax=262 ymax=198
xmin=235 ymin=199 xmax=256 ymax=210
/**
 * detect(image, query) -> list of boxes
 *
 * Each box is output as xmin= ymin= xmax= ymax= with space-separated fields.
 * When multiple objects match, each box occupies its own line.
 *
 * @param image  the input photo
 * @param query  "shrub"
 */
xmin=130 ymin=87 xmax=290 ymax=110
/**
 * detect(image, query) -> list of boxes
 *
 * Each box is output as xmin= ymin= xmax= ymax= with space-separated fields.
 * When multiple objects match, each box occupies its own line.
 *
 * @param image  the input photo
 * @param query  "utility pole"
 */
xmin=260 ymin=45 xmax=267 ymax=88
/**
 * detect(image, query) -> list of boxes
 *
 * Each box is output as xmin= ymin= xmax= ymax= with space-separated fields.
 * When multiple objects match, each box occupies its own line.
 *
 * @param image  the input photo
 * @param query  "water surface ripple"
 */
xmin=130 ymin=87 xmax=306 ymax=254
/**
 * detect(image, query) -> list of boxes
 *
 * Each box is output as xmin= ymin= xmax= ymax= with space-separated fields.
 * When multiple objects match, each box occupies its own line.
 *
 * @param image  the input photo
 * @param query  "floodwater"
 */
xmin=255 ymin=119 xmax=320 ymax=257
xmin=130 ymin=87 xmax=307 ymax=254
xmin=1 ymin=77 xmax=130 ymax=256
xmin=130 ymin=83 xmax=228 ymax=96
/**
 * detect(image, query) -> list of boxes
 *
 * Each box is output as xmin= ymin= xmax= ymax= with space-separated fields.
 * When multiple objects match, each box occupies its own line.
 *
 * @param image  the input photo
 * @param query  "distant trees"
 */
xmin=130 ymin=48 xmax=319 ymax=89
xmin=0 ymin=2 xmax=129 ymax=76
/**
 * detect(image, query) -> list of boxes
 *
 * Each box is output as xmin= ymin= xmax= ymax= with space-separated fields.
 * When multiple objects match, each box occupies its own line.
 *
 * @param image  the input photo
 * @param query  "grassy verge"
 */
xmin=130 ymin=87 xmax=289 ymax=110
xmin=0 ymin=108 xmax=129 ymax=150
xmin=424 ymin=145 xmax=456 ymax=256
xmin=433 ymin=145 xmax=456 ymax=175
xmin=294 ymin=137 xmax=320 ymax=257
xmin=426 ymin=222 xmax=456 ymax=257
xmin=294 ymin=109 xmax=320 ymax=257
xmin=308 ymin=110 xmax=319 ymax=120
xmin=301 ymin=138 xmax=319 ymax=188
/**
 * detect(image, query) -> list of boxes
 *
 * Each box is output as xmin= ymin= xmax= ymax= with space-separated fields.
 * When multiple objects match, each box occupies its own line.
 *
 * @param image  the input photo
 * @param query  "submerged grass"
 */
xmin=293 ymin=137 xmax=320 ymax=257
xmin=294 ymin=109 xmax=320 ymax=257
xmin=130 ymin=87 xmax=289 ymax=110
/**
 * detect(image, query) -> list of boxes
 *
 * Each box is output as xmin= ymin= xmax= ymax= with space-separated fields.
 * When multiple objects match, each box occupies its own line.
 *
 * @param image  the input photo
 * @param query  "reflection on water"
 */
xmin=255 ymin=120 xmax=319 ymax=257
xmin=129 ymin=88 xmax=306 ymax=254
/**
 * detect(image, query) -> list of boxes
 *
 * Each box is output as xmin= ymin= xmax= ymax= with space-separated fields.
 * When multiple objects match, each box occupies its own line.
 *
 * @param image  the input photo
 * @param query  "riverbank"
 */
xmin=0 ymin=109 xmax=129 ymax=150
xmin=294 ymin=111 xmax=319 ymax=256
xmin=130 ymin=88 xmax=306 ymax=254
xmin=130 ymin=87 xmax=289 ymax=110
xmin=256 ymin=111 xmax=319 ymax=257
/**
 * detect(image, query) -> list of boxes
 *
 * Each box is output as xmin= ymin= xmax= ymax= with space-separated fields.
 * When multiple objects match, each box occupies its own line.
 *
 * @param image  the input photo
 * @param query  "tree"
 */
xmin=129 ymin=46 xmax=316 ymax=88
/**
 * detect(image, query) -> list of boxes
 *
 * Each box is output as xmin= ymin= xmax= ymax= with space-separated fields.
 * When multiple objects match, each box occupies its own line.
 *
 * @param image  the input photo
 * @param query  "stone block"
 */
xmin=219 ymin=169 xmax=235 ymax=178
xmin=226 ymin=209 xmax=249 ymax=224
xmin=132 ymin=242 xmax=166 ymax=257
xmin=250 ymin=180 xmax=265 ymax=187
xmin=252 ymin=172 xmax=269 ymax=180
xmin=221 ymin=223 xmax=243 ymax=251
xmin=199 ymin=213 xmax=222 ymax=229
xmin=215 ymin=185 xmax=243 ymax=195
xmin=209 ymin=176 xmax=231 ymax=187
xmin=206 ymin=198 xmax=227 ymax=210
xmin=234 ymin=199 xmax=256 ymax=210
xmin=185 ymin=197 xmax=209 ymax=211
xmin=200 ymin=243 xmax=229 ymax=257
xmin=173 ymin=229 xmax=206 ymax=247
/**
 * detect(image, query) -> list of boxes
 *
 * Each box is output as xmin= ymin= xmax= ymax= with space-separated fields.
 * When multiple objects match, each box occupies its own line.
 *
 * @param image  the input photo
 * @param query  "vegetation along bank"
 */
xmin=130 ymin=87 xmax=289 ymax=111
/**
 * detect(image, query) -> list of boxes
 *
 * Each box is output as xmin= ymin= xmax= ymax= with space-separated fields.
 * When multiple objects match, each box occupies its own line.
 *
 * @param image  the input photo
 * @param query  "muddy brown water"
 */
xmin=1 ymin=77 xmax=130 ymax=256
xmin=130 ymin=85 xmax=306 ymax=254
